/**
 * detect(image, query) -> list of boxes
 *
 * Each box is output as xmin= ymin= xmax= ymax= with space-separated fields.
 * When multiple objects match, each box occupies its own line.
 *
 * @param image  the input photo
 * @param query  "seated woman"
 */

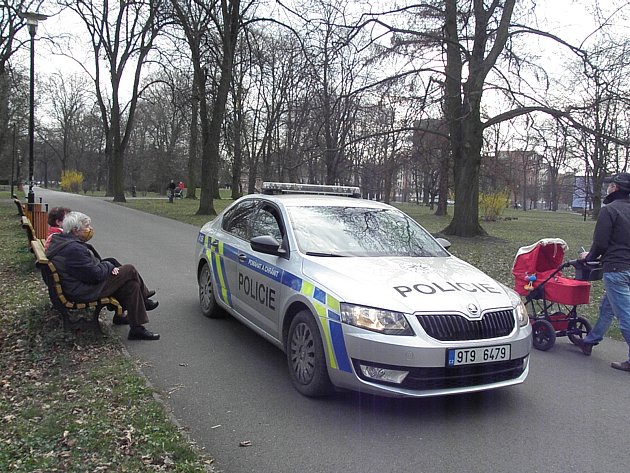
xmin=44 ymin=206 xmax=71 ymax=250
xmin=45 ymin=211 xmax=160 ymax=341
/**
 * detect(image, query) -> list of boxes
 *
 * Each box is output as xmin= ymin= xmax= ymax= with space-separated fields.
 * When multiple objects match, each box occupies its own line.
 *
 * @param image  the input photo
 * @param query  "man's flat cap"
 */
xmin=604 ymin=172 xmax=630 ymax=191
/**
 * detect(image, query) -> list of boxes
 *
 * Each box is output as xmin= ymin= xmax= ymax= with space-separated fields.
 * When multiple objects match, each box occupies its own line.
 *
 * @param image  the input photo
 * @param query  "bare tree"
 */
xmin=41 ymin=72 xmax=90 ymax=172
xmin=170 ymin=0 xmax=251 ymax=215
xmin=58 ymin=0 xmax=164 ymax=202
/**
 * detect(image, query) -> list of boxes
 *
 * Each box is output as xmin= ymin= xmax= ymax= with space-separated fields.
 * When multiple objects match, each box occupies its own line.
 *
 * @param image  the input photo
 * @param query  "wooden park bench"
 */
xmin=30 ymin=238 xmax=123 ymax=334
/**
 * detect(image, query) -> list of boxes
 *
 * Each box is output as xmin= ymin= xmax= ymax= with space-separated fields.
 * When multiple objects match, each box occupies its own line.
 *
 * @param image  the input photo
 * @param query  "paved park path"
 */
xmin=31 ymin=188 xmax=630 ymax=473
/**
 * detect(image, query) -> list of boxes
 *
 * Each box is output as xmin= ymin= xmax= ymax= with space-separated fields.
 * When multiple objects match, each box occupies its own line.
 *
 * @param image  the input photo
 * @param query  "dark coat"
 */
xmin=586 ymin=190 xmax=630 ymax=273
xmin=45 ymin=233 xmax=115 ymax=302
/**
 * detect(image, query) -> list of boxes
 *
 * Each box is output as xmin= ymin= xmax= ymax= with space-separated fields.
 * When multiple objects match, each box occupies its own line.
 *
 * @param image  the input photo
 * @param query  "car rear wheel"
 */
xmin=532 ymin=319 xmax=556 ymax=351
xmin=199 ymin=263 xmax=223 ymax=318
xmin=287 ymin=310 xmax=333 ymax=397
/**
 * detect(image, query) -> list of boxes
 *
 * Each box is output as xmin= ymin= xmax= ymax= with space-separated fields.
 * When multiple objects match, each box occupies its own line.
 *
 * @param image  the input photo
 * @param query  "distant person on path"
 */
xmin=575 ymin=172 xmax=630 ymax=371
xmin=167 ymin=180 xmax=176 ymax=203
xmin=44 ymin=206 xmax=71 ymax=251
xmin=46 ymin=211 xmax=160 ymax=340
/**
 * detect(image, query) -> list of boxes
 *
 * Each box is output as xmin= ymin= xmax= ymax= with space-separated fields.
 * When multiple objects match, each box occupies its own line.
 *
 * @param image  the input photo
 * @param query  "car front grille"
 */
xmin=354 ymin=358 xmax=527 ymax=391
xmin=416 ymin=309 xmax=515 ymax=341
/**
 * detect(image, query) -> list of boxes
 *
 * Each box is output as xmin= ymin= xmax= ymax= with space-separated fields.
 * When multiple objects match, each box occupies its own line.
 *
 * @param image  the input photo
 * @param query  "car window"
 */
xmin=222 ymin=199 xmax=258 ymax=240
xmin=287 ymin=206 xmax=449 ymax=257
xmin=251 ymin=205 xmax=284 ymax=242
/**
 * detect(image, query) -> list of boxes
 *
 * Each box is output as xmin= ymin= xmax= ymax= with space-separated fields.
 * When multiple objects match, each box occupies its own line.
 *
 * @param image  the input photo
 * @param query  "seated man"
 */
xmin=46 ymin=211 xmax=160 ymax=341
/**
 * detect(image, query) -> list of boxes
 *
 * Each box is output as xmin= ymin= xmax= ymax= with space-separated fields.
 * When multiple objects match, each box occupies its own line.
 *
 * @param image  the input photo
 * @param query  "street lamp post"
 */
xmin=18 ymin=11 xmax=48 ymax=208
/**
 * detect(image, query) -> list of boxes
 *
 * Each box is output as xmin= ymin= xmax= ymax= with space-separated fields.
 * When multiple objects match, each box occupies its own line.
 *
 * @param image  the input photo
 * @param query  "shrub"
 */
xmin=60 ymin=170 xmax=83 ymax=194
xmin=479 ymin=191 xmax=510 ymax=221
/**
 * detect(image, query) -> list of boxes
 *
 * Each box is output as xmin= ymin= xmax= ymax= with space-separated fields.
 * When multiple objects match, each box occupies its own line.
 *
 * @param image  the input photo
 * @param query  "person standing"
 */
xmin=575 ymin=172 xmax=630 ymax=371
xmin=167 ymin=180 xmax=176 ymax=203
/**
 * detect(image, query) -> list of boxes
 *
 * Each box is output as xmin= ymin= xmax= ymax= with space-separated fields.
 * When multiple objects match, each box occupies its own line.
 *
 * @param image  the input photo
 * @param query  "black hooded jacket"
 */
xmin=586 ymin=190 xmax=630 ymax=273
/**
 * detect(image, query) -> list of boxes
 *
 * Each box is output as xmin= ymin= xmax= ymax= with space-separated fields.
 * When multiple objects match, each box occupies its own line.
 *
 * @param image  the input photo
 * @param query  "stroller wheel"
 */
xmin=532 ymin=319 xmax=556 ymax=351
xmin=568 ymin=316 xmax=592 ymax=345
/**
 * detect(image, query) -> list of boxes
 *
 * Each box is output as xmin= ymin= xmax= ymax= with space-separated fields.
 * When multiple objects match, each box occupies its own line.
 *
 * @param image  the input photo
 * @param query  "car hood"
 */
xmin=301 ymin=255 xmax=513 ymax=315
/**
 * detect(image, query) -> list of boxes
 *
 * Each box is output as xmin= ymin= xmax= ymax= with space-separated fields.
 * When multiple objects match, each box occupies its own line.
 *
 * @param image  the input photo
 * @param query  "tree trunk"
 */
xmin=197 ymin=0 xmax=241 ymax=215
xmin=186 ymin=85 xmax=199 ymax=200
xmin=434 ymin=146 xmax=449 ymax=216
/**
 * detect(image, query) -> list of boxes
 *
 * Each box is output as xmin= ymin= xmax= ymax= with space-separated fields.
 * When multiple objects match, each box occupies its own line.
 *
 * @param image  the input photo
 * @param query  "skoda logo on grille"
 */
xmin=467 ymin=303 xmax=480 ymax=317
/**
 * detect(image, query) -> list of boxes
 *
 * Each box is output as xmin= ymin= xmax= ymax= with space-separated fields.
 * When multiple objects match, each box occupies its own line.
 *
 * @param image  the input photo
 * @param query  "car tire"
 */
xmin=531 ymin=319 xmax=556 ymax=351
xmin=199 ymin=262 xmax=224 ymax=318
xmin=568 ymin=316 xmax=592 ymax=345
xmin=287 ymin=310 xmax=334 ymax=397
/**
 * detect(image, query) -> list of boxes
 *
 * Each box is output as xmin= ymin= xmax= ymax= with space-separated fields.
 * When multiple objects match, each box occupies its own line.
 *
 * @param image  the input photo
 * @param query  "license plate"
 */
xmin=447 ymin=345 xmax=511 ymax=366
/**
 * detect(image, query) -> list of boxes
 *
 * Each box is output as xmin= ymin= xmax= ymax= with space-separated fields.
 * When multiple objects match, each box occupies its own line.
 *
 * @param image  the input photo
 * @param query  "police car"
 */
xmin=196 ymin=182 xmax=532 ymax=398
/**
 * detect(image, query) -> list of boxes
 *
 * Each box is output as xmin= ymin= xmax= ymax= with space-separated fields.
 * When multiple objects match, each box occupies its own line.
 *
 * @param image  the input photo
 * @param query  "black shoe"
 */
xmin=611 ymin=360 xmax=630 ymax=372
xmin=146 ymin=290 xmax=156 ymax=299
xmin=128 ymin=326 xmax=160 ymax=341
xmin=144 ymin=299 xmax=159 ymax=311
xmin=112 ymin=314 xmax=129 ymax=325
xmin=574 ymin=339 xmax=594 ymax=356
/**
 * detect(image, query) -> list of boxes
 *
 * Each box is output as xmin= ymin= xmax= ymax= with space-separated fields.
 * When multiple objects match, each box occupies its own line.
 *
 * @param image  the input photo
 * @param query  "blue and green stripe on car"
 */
xmin=199 ymin=233 xmax=352 ymax=373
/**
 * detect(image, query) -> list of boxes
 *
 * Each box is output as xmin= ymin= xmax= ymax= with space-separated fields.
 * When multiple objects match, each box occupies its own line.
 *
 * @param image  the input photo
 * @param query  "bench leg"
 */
xmin=60 ymin=306 xmax=103 ymax=335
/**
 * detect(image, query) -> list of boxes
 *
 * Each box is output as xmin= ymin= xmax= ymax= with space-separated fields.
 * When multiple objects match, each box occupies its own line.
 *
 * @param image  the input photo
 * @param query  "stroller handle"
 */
xmin=566 ymin=259 xmax=601 ymax=267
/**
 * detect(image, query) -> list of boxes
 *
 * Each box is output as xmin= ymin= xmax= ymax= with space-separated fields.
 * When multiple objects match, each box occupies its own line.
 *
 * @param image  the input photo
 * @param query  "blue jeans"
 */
xmin=584 ymin=271 xmax=630 ymax=361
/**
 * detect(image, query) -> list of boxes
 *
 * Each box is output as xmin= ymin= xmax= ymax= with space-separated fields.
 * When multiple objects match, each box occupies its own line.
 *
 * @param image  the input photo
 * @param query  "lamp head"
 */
xmin=18 ymin=11 xmax=48 ymax=35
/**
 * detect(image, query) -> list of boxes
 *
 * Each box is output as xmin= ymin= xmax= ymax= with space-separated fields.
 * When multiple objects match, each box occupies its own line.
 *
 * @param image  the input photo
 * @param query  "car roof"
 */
xmin=249 ymin=193 xmax=394 ymax=209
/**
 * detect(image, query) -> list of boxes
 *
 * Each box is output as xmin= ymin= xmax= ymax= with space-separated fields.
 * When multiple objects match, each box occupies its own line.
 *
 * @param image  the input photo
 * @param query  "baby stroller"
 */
xmin=512 ymin=238 xmax=602 ymax=351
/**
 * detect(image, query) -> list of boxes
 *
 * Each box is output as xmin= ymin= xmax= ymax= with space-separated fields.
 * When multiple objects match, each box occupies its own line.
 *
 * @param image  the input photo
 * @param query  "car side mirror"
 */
xmin=436 ymin=237 xmax=451 ymax=250
xmin=250 ymin=235 xmax=287 ymax=257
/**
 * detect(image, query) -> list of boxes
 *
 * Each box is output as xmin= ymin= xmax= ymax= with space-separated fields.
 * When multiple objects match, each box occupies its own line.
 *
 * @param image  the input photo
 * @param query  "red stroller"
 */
xmin=512 ymin=238 xmax=602 ymax=351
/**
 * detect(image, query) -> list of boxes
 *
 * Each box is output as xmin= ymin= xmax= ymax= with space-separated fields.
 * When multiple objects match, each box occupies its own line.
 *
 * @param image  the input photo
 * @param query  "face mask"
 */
xmin=79 ymin=227 xmax=94 ymax=242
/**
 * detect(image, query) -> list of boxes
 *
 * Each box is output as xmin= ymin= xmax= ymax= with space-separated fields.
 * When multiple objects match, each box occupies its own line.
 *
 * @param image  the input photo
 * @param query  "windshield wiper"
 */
xmin=305 ymin=251 xmax=346 ymax=257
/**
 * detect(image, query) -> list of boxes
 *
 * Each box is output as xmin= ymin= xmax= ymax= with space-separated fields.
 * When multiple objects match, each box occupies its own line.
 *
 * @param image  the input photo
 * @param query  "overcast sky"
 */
xmin=29 ymin=0 xmax=621 ymax=74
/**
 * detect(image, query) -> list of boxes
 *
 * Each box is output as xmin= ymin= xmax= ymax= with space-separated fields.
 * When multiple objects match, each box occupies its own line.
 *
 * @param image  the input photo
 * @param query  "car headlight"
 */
xmin=500 ymin=282 xmax=529 ymax=327
xmin=340 ymin=303 xmax=413 ymax=335
xmin=514 ymin=299 xmax=529 ymax=327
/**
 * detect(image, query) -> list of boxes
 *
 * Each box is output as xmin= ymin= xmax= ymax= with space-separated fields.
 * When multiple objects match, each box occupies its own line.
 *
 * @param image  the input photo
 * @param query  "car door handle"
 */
xmin=238 ymin=253 xmax=247 ymax=262
xmin=210 ymin=240 xmax=219 ymax=247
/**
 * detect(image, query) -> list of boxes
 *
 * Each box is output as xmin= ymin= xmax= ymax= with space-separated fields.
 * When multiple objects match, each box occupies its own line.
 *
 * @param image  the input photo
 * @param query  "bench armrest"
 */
xmin=30 ymin=239 xmax=48 ymax=265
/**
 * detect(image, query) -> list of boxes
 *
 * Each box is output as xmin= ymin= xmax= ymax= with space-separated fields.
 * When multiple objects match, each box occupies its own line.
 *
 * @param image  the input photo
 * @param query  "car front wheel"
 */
xmin=287 ymin=310 xmax=333 ymax=397
xmin=199 ymin=262 xmax=223 ymax=318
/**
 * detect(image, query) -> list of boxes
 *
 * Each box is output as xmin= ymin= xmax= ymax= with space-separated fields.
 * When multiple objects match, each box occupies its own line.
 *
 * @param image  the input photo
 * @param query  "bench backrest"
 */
xmin=21 ymin=215 xmax=38 ymax=243
xmin=30 ymin=239 xmax=122 ymax=315
xmin=13 ymin=197 xmax=26 ymax=217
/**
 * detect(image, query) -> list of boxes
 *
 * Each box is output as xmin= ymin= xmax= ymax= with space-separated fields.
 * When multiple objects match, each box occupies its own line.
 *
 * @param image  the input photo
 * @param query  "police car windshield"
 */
xmin=287 ymin=206 xmax=449 ymax=257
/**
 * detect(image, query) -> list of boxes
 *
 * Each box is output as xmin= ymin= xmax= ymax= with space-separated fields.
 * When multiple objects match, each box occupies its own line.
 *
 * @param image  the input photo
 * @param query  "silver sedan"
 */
xmin=195 ymin=183 xmax=532 ymax=397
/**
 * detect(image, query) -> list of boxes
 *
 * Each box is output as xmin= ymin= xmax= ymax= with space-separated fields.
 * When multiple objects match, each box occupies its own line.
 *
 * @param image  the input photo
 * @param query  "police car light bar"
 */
xmin=262 ymin=182 xmax=361 ymax=198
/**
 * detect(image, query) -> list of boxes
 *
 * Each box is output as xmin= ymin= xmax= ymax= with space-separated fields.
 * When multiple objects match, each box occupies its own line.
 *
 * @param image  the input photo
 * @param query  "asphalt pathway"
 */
xmin=31 ymin=189 xmax=630 ymax=473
